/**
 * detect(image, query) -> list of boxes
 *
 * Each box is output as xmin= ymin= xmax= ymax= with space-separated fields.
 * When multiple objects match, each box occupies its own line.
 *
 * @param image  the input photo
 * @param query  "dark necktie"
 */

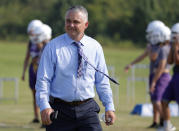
xmin=73 ymin=42 xmax=119 ymax=85
xmin=73 ymin=42 xmax=83 ymax=77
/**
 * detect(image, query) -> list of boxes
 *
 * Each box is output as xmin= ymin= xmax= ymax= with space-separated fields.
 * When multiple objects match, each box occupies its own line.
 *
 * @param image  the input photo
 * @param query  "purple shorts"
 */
xmin=149 ymin=73 xmax=171 ymax=102
xmin=162 ymin=72 xmax=179 ymax=104
xmin=28 ymin=63 xmax=37 ymax=89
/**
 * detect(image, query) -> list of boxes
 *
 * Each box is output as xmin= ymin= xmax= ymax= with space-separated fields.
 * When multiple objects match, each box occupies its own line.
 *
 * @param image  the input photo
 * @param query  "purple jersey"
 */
xmin=28 ymin=41 xmax=40 ymax=58
xmin=149 ymin=45 xmax=160 ymax=74
xmin=154 ymin=44 xmax=171 ymax=70
xmin=28 ymin=41 xmax=40 ymax=89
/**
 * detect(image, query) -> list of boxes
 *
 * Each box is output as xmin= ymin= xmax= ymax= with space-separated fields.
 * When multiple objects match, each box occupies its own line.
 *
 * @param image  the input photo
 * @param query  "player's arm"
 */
xmin=21 ymin=43 xmax=30 ymax=80
xmin=167 ymin=45 xmax=174 ymax=64
xmin=124 ymin=47 xmax=148 ymax=72
xmin=150 ymin=59 xmax=166 ymax=93
xmin=174 ymin=43 xmax=179 ymax=65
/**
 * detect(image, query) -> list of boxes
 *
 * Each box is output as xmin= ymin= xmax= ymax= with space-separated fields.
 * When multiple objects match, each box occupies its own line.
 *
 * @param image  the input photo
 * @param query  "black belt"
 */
xmin=50 ymin=96 xmax=92 ymax=106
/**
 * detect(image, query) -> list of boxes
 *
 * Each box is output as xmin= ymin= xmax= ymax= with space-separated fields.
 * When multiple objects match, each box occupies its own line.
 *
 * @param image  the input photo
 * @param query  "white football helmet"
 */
xmin=171 ymin=23 xmax=179 ymax=42
xmin=29 ymin=25 xmax=44 ymax=44
xmin=150 ymin=25 xmax=171 ymax=45
xmin=146 ymin=20 xmax=165 ymax=42
xmin=162 ymin=26 xmax=171 ymax=42
xmin=150 ymin=27 xmax=164 ymax=45
xmin=27 ymin=20 xmax=43 ymax=35
xmin=171 ymin=23 xmax=179 ymax=33
xmin=42 ymin=24 xmax=52 ymax=41
xmin=146 ymin=20 xmax=165 ymax=33
xmin=30 ymin=24 xmax=52 ymax=44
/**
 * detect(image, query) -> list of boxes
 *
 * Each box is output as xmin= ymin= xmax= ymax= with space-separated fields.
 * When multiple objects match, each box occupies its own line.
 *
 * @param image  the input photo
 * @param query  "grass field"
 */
xmin=0 ymin=41 xmax=178 ymax=131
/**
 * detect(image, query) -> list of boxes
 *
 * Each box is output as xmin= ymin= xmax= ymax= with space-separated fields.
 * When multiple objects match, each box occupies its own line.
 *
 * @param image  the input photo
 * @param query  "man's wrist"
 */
xmin=40 ymin=102 xmax=51 ymax=112
xmin=105 ymin=104 xmax=115 ymax=112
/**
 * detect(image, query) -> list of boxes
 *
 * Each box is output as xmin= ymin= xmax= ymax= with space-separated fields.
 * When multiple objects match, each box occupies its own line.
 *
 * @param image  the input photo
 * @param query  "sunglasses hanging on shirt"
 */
xmin=82 ymin=55 xmax=119 ymax=85
xmin=73 ymin=42 xmax=119 ymax=85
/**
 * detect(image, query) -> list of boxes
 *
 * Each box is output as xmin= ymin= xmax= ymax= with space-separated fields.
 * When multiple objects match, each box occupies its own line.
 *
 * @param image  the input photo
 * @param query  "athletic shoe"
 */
xmin=41 ymin=124 xmax=46 ymax=128
xmin=148 ymin=122 xmax=159 ymax=128
xmin=157 ymin=124 xmax=176 ymax=131
xmin=160 ymin=118 xmax=164 ymax=127
xmin=165 ymin=124 xmax=176 ymax=131
xmin=32 ymin=118 xmax=40 ymax=123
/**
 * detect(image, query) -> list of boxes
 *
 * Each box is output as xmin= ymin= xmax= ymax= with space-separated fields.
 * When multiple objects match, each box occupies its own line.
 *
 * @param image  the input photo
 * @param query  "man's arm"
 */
xmin=35 ymin=43 xmax=55 ymax=125
xmin=95 ymin=45 xmax=116 ymax=125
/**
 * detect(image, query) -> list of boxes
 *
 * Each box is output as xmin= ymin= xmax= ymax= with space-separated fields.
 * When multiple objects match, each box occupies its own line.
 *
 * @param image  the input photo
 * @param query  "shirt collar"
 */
xmin=65 ymin=33 xmax=75 ymax=45
xmin=79 ymin=34 xmax=88 ymax=46
xmin=65 ymin=33 xmax=87 ymax=47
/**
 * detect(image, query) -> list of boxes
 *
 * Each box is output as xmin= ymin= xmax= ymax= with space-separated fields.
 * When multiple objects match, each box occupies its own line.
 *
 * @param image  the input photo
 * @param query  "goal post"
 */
xmin=0 ymin=77 xmax=19 ymax=103
xmin=127 ymin=64 xmax=149 ymax=105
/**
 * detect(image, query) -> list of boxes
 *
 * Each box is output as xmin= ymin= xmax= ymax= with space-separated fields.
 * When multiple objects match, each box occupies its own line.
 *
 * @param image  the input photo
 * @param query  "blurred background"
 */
xmin=0 ymin=0 xmax=179 ymax=45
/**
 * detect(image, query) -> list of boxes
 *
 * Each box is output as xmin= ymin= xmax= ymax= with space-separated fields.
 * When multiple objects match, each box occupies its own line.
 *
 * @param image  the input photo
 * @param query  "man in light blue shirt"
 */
xmin=36 ymin=5 xmax=116 ymax=131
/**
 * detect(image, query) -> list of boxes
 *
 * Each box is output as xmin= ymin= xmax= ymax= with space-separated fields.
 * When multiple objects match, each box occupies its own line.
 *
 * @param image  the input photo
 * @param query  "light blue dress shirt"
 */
xmin=35 ymin=33 xmax=115 ymax=112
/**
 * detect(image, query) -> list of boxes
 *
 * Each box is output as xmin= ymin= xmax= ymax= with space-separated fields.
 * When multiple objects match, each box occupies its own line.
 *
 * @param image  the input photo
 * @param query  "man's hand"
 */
xmin=41 ymin=108 xmax=54 ymax=125
xmin=105 ymin=110 xmax=116 ymax=126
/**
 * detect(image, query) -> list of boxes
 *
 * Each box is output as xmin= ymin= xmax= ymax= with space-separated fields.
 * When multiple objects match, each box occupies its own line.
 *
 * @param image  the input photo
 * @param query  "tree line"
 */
xmin=0 ymin=0 xmax=179 ymax=45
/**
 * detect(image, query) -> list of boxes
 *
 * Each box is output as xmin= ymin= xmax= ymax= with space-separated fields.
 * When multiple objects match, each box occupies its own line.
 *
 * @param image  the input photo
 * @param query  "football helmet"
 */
xmin=150 ymin=27 xmax=164 ymax=45
xmin=27 ymin=20 xmax=43 ymax=35
xmin=30 ymin=24 xmax=52 ymax=44
xmin=146 ymin=20 xmax=165 ymax=42
xmin=171 ymin=23 xmax=179 ymax=42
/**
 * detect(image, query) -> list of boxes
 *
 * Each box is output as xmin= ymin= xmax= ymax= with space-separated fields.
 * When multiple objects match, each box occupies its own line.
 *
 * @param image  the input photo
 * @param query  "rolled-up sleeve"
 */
xmin=95 ymin=45 xmax=115 ymax=112
xmin=35 ymin=43 xmax=55 ymax=112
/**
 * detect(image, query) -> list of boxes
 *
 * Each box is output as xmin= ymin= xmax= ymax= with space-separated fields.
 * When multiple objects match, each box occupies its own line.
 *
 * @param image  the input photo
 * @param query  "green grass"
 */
xmin=0 ymin=41 xmax=178 ymax=131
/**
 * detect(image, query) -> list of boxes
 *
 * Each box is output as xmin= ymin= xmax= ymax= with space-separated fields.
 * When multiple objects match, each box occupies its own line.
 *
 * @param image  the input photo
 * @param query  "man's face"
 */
xmin=65 ymin=10 xmax=88 ymax=40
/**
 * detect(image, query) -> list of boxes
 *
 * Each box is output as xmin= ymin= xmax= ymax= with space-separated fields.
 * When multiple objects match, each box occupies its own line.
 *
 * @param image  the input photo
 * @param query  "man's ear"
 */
xmin=85 ymin=21 xmax=89 ymax=29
